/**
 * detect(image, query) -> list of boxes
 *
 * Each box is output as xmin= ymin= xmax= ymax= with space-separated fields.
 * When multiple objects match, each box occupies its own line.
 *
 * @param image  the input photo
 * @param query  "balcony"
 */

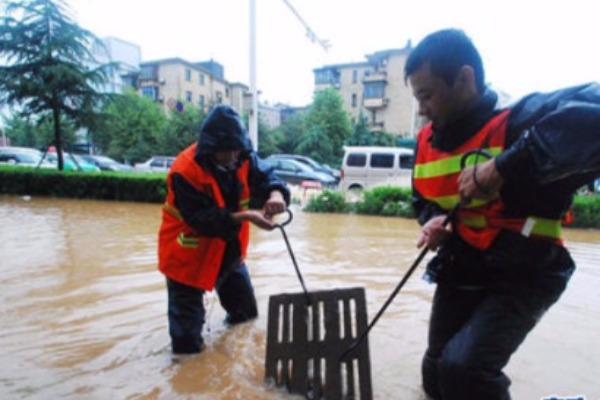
xmin=363 ymin=71 xmax=387 ymax=83
xmin=363 ymin=97 xmax=389 ymax=109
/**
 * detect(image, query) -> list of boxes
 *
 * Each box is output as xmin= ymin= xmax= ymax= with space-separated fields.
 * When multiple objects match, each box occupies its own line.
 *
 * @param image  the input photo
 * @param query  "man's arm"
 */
xmin=496 ymin=82 xmax=600 ymax=185
xmin=171 ymin=173 xmax=239 ymax=240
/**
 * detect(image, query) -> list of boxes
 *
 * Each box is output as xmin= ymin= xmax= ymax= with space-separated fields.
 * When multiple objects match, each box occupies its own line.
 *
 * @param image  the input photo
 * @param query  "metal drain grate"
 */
xmin=265 ymin=287 xmax=372 ymax=400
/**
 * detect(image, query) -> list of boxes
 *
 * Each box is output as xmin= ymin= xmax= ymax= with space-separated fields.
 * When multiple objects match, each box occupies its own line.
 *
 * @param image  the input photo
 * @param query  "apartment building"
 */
xmin=313 ymin=41 xmax=420 ymax=137
xmin=132 ymin=58 xmax=249 ymax=115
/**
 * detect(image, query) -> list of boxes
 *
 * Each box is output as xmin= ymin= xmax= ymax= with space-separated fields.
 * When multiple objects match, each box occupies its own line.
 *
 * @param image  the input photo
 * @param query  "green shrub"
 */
xmin=570 ymin=194 xmax=600 ymax=228
xmin=354 ymin=186 xmax=415 ymax=218
xmin=304 ymin=189 xmax=350 ymax=213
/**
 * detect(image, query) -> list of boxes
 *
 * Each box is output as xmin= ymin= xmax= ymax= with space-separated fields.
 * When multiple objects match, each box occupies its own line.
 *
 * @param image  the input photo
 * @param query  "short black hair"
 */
xmin=404 ymin=28 xmax=486 ymax=93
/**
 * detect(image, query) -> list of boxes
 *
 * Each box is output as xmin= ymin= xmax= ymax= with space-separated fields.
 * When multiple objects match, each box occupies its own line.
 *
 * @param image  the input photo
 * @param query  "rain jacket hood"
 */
xmin=196 ymin=105 xmax=253 ymax=155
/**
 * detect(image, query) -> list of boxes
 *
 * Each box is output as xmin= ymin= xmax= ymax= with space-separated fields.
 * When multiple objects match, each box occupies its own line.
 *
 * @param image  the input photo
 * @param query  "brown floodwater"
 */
xmin=1 ymin=194 xmax=599 ymax=400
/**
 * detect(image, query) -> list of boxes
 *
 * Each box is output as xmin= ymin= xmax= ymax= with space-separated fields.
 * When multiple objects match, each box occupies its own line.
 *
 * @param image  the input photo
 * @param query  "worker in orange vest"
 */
xmin=406 ymin=29 xmax=600 ymax=399
xmin=158 ymin=105 xmax=289 ymax=359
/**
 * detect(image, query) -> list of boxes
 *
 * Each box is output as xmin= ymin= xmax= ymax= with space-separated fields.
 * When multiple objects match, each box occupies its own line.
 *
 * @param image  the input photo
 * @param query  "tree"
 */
xmin=346 ymin=113 xmax=373 ymax=146
xmin=158 ymin=103 xmax=206 ymax=156
xmin=0 ymin=0 xmax=113 ymax=170
xmin=346 ymin=112 xmax=396 ymax=147
xmin=241 ymin=111 xmax=282 ymax=158
xmin=2 ymin=111 xmax=76 ymax=149
xmin=95 ymin=88 xmax=166 ymax=164
xmin=301 ymin=88 xmax=352 ymax=166
xmin=276 ymin=113 xmax=306 ymax=154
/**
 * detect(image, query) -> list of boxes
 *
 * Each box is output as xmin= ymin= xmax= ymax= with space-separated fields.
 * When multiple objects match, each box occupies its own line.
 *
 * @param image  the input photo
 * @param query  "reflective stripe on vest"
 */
xmin=459 ymin=214 xmax=562 ymax=240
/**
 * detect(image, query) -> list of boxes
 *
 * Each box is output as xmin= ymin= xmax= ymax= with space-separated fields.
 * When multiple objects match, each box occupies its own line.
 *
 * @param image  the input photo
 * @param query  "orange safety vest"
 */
xmin=158 ymin=144 xmax=251 ymax=290
xmin=413 ymin=110 xmax=563 ymax=250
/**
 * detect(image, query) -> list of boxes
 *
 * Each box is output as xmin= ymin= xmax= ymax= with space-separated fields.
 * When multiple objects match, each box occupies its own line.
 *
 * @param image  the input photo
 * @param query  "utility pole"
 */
xmin=249 ymin=0 xmax=258 ymax=151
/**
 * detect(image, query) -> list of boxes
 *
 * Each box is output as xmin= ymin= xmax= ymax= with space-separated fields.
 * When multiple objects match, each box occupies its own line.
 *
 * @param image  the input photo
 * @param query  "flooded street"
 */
xmin=1 ymin=194 xmax=599 ymax=400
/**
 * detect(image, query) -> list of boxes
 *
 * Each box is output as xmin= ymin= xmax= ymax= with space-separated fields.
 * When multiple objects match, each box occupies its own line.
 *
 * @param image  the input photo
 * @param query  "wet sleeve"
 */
xmin=171 ymin=173 xmax=239 ymax=241
xmin=496 ymin=82 xmax=600 ymax=185
xmin=246 ymin=153 xmax=291 ymax=208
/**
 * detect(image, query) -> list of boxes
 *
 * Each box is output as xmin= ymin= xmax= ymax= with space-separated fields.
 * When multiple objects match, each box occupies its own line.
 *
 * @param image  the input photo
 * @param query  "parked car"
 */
xmin=267 ymin=154 xmax=340 ymax=183
xmin=133 ymin=156 xmax=176 ymax=173
xmin=43 ymin=152 xmax=100 ymax=172
xmin=340 ymin=146 xmax=414 ymax=191
xmin=263 ymin=157 xmax=337 ymax=188
xmin=0 ymin=146 xmax=55 ymax=169
xmin=80 ymin=154 xmax=133 ymax=172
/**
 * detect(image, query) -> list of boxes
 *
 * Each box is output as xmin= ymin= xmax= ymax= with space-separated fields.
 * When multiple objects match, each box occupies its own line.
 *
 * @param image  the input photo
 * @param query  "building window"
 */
xmin=364 ymin=82 xmax=385 ymax=98
xmin=225 ymin=88 xmax=229 ymax=98
xmin=185 ymin=69 xmax=191 ymax=81
xmin=198 ymin=94 xmax=205 ymax=107
xmin=199 ymin=73 xmax=205 ymax=85
xmin=216 ymin=91 xmax=223 ymax=103
xmin=352 ymin=70 xmax=358 ymax=84
xmin=142 ymin=86 xmax=156 ymax=100
xmin=314 ymin=68 xmax=340 ymax=85
xmin=185 ymin=91 xmax=192 ymax=102
xmin=140 ymin=66 xmax=155 ymax=80
xmin=351 ymin=93 xmax=357 ymax=108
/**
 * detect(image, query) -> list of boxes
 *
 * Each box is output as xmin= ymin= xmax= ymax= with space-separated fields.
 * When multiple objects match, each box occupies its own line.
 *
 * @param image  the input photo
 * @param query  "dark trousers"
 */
xmin=422 ymin=273 xmax=570 ymax=400
xmin=166 ymin=263 xmax=258 ymax=354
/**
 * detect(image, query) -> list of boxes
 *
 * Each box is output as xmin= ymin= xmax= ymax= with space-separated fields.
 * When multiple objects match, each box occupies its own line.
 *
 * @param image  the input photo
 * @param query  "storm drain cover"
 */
xmin=265 ymin=287 xmax=372 ymax=400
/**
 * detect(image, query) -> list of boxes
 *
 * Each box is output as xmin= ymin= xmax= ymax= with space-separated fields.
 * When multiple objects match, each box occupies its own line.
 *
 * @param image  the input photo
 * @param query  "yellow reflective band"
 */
xmin=414 ymin=147 xmax=503 ymax=179
xmin=414 ymin=155 xmax=463 ymax=179
xmin=163 ymin=202 xmax=183 ymax=220
xmin=177 ymin=233 xmax=199 ymax=248
xmin=431 ymin=195 xmax=490 ymax=211
xmin=240 ymin=198 xmax=250 ymax=210
xmin=529 ymin=217 xmax=562 ymax=239
xmin=459 ymin=215 xmax=562 ymax=239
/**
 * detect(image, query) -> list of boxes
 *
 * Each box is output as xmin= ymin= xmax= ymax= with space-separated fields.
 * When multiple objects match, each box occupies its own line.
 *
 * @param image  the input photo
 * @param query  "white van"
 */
xmin=340 ymin=146 xmax=414 ymax=191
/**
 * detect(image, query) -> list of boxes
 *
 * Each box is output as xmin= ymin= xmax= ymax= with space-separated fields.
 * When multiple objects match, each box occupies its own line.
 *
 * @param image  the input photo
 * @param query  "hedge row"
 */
xmin=0 ymin=166 xmax=167 ymax=203
xmin=1 ymin=166 xmax=598 ymax=229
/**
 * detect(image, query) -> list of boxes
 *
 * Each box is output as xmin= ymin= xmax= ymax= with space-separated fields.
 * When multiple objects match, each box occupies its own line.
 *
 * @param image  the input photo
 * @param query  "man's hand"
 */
xmin=231 ymin=210 xmax=277 ymax=231
xmin=263 ymin=190 xmax=286 ymax=219
xmin=458 ymin=159 xmax=503 ymax=206
xmin=417 ymin=215 xmax=452 ymax=250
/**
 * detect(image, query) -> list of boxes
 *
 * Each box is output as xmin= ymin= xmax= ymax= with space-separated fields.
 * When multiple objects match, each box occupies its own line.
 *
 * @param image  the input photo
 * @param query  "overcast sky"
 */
xmin=65 ymin=0 xmax=600 ymax=106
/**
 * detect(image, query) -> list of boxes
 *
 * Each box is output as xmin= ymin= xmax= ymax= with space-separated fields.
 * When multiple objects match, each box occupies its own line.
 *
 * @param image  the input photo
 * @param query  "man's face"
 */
xmin=212 ymin=149 xmax=241 ymax=169
xmin=408 ymin=62 xmax=464 ymax=129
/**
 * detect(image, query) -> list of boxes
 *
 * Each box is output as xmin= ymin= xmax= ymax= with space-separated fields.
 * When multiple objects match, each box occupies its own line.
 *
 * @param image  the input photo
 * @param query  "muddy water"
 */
xmin=1 ymin=195 xmax=599 ymax=400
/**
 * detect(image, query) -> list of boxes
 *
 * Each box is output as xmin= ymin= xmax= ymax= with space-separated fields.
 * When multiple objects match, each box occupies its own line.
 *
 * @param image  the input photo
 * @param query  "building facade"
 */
xmin=131 ymin=58 xmax=250 ymax=115
xmin=313 ymin=41 xmax=420 ymax=137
